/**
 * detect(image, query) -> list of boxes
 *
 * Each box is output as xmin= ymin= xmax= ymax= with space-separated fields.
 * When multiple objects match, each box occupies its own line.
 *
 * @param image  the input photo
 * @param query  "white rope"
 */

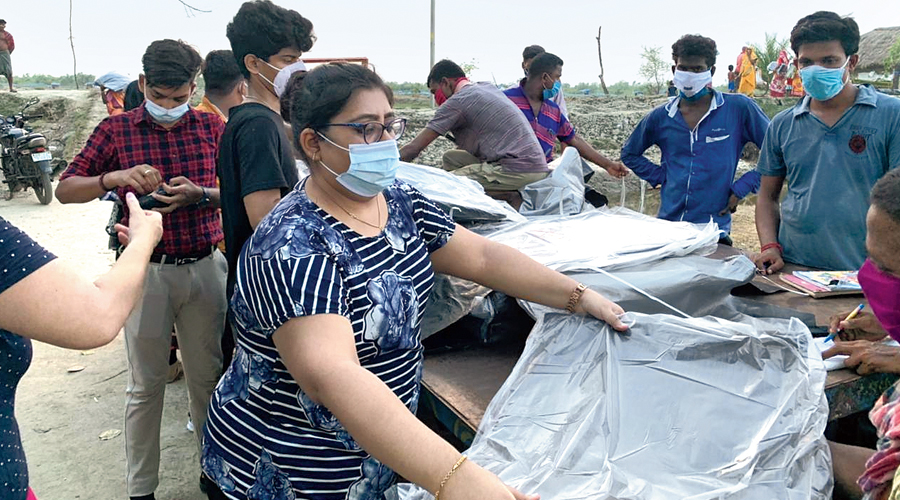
xmin=595 ymin=267 xmax=693 ymax=319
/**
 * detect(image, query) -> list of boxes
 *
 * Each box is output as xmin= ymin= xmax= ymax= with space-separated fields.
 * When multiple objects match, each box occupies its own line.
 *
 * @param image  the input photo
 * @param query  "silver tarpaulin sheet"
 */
xmin=518 ymin=146 xmax=585 ymax=216
xmin=295 ymin=160 xmax=525 ymax=224
xmin=402 ymin=312 xmax=832 ymax=500
xmin=483 ymin=207 xmax=720 ymax=273
xmin=421 ymin=209 xmax=719 ymax=338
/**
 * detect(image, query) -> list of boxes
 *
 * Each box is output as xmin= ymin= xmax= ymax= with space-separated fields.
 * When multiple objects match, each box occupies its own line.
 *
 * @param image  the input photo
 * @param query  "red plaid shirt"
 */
xmin=61 ymin=106 xmax=225 ymax=256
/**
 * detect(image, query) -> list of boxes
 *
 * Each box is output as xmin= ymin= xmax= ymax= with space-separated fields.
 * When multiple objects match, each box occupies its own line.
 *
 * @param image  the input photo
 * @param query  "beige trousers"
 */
xmin=124 ymin=250 xmax=227 ymax=496
xmin=441 ymin=149 xmax=548 ymax=191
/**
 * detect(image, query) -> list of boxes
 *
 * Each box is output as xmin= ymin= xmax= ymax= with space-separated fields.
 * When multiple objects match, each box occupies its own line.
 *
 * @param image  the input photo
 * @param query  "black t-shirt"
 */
xmin=218 ymin=102 xmax=299 ymax=292
xmin=124 ymin=80 xmax=144 ymax=111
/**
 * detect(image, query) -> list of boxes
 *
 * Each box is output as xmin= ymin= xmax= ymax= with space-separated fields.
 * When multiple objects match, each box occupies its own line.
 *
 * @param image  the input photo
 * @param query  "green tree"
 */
xmin=460 ymin=58 xmax=478 ymax=76
xmin=885 ymin=36 xmax=900 ymax=73
xmin=751 ymin=33 xmax=790 ymax=83
xmin=15 ymin=73 xmax=97 ymax=88
xmin=638 ymin=46 xmax=668 ymax=95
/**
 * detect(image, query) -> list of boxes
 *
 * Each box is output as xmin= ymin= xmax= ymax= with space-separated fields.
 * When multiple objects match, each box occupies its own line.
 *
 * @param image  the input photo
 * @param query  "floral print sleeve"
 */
xmin=397 ymin=183 xmax=457 ymax=253
xmin=237 ymin=192 xmax=351 ymax=335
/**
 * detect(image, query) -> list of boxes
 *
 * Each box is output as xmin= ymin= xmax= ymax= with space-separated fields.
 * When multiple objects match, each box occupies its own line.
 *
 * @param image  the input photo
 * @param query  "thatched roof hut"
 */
xmin=856 ymin=27 xmax=900 ymax=73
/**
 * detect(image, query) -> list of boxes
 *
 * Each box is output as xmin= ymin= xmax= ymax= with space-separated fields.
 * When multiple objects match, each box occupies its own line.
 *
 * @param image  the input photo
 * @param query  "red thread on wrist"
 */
xmin=760 ymin=242 xmax=783 ymax=255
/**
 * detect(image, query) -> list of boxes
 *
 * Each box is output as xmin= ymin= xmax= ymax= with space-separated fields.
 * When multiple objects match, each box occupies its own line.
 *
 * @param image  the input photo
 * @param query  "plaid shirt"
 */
xmin=61 ymin=106 xmax=225 ymax=256
xmin=503 ymin=83 xmax=576 ymax=162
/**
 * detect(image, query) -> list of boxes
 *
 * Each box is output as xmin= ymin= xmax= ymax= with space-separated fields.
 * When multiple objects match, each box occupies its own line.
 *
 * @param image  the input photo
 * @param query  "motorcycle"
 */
xmin=0 ymin=97 xmax=55 ymax=204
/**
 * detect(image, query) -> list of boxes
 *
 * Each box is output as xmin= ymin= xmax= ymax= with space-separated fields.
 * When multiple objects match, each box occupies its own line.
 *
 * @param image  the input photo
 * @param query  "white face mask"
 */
xmin=673 ymin=70 xmax=713 ymax=98
xmin=260 ymin=59 xmax=306 ymax=98
xmin=144 ymin=98 xmax=189 ymax=124
xmin=273 ymin=60 xmax=307 ymax=98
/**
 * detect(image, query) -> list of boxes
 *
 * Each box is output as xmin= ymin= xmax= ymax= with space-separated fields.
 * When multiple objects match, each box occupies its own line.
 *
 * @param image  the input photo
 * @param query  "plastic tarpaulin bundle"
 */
xmin=295 ymin=160 xmax=525 ymax=224
xmin=396 ymin=162 xmax=525 ymax=224
xmin=518 ymin=146 xmax=585 ymax=216
xmin=421 ymin=209 xmax=720 ymax=338
xmin=483 ymin=206 xmax=720 ymax=273
xmin=401 ymin=312 xmax=832 ymax=500
xmin=521 ymin=254 xmax=817 ymax=327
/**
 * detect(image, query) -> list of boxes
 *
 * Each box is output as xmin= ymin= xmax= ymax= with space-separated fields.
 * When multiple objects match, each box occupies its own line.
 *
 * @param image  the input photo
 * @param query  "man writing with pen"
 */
xmin=820 ymin=168 xmax=900 ymax=500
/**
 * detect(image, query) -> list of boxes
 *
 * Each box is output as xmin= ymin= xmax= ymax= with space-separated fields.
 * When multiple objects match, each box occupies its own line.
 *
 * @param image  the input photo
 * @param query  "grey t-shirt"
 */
xmin=426 ymin=82 xmax=548 ymax=173
xmin=757 ymin=85 xmax=900 ymax=270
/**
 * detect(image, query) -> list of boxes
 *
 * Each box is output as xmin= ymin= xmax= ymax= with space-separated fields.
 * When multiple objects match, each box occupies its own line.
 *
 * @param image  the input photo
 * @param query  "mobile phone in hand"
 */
xmin=138 ymin=187 xmax=170 ymax=210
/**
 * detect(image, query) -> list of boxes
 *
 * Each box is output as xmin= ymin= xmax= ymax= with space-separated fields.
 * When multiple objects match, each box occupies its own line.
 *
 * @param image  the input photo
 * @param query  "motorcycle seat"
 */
xmin=15 ymin=133 xmax=46 ymax=148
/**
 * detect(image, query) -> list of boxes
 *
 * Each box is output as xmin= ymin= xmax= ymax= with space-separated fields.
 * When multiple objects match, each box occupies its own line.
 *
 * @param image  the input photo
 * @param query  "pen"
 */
xmin=824 ymin=303 xmax=866 ymax=343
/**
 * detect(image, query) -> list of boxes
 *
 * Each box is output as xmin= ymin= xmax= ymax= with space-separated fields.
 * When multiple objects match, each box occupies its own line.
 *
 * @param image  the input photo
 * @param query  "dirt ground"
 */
xmin=2 ymin=89 xmax=764 ymax=500
xmin=3 ymin=90 xmax=206 ymax=500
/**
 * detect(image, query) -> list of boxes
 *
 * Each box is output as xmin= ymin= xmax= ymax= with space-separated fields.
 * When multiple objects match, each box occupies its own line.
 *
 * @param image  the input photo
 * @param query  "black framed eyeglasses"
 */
xmin=318 ymin=117 xmax=407 ymax=144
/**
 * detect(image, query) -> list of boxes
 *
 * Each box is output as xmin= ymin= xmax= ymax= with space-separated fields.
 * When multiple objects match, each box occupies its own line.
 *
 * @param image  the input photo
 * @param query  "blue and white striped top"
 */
xmin=202 ymin=179 xmax=457 ymax=500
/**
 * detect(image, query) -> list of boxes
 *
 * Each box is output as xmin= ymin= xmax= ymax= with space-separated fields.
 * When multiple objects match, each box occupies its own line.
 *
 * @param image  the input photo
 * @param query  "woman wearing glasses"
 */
xmin=202 ymin=63 xmax=627 ymax=500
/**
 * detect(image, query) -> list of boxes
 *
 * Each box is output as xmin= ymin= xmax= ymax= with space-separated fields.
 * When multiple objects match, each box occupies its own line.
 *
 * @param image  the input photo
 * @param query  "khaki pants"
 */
xmin=124 ymin=250 xmax=227 ymax=496
xmin=441 ymin=149 xmax=548 ymax=191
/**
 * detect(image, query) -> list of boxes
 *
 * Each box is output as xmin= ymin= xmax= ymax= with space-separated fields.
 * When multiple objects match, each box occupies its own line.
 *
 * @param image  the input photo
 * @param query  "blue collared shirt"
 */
xmin=757 ymin=85 xmax=900 ymax=270
xmin=621 ymin=90 xmax=770 ymax=234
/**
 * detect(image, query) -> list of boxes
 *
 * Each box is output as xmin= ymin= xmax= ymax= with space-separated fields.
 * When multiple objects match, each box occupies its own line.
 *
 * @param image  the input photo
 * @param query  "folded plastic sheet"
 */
xmin=402 ymin=312 xmax=832 ymax=500
xmin=520 ymin=254 xmax=818 ymax=328
xmin=396 ymin=162 xmax=526 ymax=224
xmin=483 ymin=206 xmax=720 ymax=273
xmin=518 ymin=147 xmax=585 ymax=216
xmin=421 ymin=210 xmax=719 ymax=339
xmin=295 ymin=160 xmax=525 ymax=224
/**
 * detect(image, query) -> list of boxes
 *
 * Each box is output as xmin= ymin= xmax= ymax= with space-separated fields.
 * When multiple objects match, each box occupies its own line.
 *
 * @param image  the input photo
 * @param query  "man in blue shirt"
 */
xmin=621 ymin=34 xmax=770 ymax=243
xmin=755 ymin=11 xmax=900 ymax=274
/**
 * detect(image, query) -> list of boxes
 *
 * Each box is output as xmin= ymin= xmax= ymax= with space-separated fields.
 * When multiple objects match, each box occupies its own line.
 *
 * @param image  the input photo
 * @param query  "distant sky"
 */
xmin=4 ymin=0 xmax=898 ymax=88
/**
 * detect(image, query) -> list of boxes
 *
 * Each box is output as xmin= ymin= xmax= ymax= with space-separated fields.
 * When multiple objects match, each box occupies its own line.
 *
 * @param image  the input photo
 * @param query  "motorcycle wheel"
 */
xmin=34 ymin=172 xmax=53 ymax=205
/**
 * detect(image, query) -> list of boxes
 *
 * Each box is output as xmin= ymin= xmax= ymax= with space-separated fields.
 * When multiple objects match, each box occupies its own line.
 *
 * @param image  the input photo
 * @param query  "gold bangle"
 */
xmin=435 ymin=455 xmax=468 ymax=500
xmin=565 ymin=283 xmax=588 ymax=313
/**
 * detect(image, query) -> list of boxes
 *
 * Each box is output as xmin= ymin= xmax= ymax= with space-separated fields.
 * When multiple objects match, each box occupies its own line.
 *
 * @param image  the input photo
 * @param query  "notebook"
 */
xmin=780 ymin=270 xmax=863 ymax=298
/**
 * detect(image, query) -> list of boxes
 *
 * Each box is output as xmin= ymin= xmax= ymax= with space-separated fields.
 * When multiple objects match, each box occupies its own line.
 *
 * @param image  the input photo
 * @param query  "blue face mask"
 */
xmin=799 ymin=59 xmax=849 ymax=101
xmin=316 ymin=134 xmax=401 ymax=198
xmin=543 ymin=79 xmax=561 ymax=100
xmin=145 ymin=98 xmax=190 ymax=124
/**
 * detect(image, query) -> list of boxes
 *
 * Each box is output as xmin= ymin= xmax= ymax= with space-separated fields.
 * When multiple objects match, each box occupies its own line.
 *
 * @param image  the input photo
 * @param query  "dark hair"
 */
xmin=142 ymin=39 xmax=203 ymax=88
xmin=0 ymin=20 xmax=6 ymax=25
xmin=290 ymin=64 xmax=393 ymax=161
xmin=522 ymin=45 xmax=545 ymax=61
xmin=226 ymin=0 xmax=315 ymax=79
xmin=426 ymin=59 xmax=466 ymax=86
xmin=728 ymin=64 xmax=734 ymax=70
xmin=528 ymin=52 xmax=563 ymax=79
xmin=202 ymin=50 xmax=244 ymax=96
xmin=790 ymin=11 xmax=859 ymax=57
xmin=671 ymin=34 xmax=718 ymax=68
xmin=280 ymin=70 xmax=306 ymax=122
xmin=872 ymin=169 xmax=900 ymax=225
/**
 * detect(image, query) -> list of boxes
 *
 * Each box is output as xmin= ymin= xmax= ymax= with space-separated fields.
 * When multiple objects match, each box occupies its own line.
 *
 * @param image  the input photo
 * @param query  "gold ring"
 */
xmin=144 ymin=169 xmax=152 ymax=175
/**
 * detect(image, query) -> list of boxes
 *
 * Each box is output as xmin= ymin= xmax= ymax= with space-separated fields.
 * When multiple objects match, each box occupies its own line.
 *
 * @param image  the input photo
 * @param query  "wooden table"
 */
xmin=421 ymin=249 xmax=897 ymax=446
